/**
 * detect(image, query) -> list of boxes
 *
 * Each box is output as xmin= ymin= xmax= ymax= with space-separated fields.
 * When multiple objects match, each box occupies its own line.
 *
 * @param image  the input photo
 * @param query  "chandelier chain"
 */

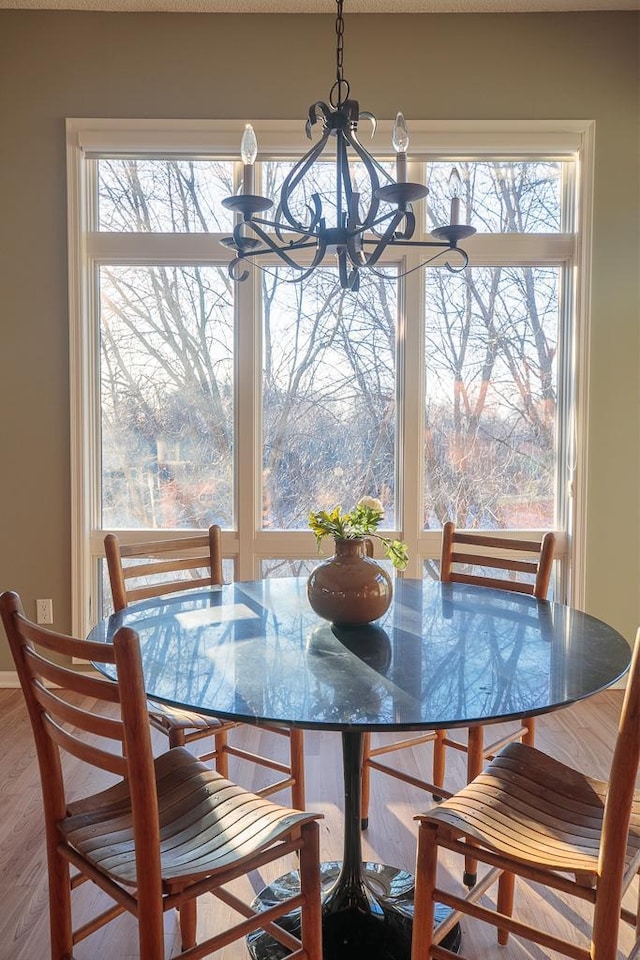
xmin=335 ymin=0 xmax=344 ymax=87
xmin=331 ymin=0 xmax=349 ymax=109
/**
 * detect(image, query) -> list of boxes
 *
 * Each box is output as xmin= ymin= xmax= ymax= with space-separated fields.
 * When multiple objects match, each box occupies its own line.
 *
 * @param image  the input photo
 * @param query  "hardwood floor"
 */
xmin=0 ymin=688 xmax=636 ymax=959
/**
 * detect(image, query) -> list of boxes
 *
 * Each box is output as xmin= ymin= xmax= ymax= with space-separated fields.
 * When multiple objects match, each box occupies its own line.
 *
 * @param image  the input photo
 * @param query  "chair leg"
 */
xmin=179 ymin=897 xmax=197 ymax=950
xmin=466 ymin=725 xmax=485 ymax=784
xmin=289 ymin=728 xmax=306 ymax=810
xmin=298 ymin=820 xmax=323 ymax=960
xmin=137 ymin=887 xmax=167 ymax=960
xmin=214 ymin=729 xmax=229 ymax=778
xmin=463 ymin=725 xmax=485 ymax=887
xmin=48 ymin=842 xmax=73 ymax=960
xmin=168 ymin=727 xmax=187 ymax=749
xmin=411 ymin=821 xmax=439 ymax=960
xmin=361 ymin=733 xmax=372 ymax=829
xmin=523 ymin=716 xmax=535 ymax=747
xmin=432 ymin=729 xmax=446 ymax=800
xmin=497 ymin=870 xmax=515 ymax=945
xmin=136 ymin=856 xmax=165 ymax=960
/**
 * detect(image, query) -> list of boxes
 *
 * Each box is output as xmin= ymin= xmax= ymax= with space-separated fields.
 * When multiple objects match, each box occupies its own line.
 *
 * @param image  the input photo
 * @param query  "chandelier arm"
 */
xmin=244 ymin=245 xmax=330 ymax=285
xmin=279 ymin=127 xmax=333 ymax=232
xmin=445 ymin=246 xmax=470 ymax=272
xmin=392 ymin=209 xmax=416 ymax=241
xmin=346 ymin=207 xmax=408 ymax=239
xmin=228 ymin=219 xmax=316 ymax=259
xmin=336 ymin=132 xmax=350 ymax=230
xmin=232 ymin=241 xmax=321 ymax=260
xmin=241 ymin=213 xmax=320 ymax=244
xmin=346 ymin=208 xmax=405 ymax=269
xmin=355 ymin=245 xmax=467 ymax=282
xmin=228 ymin=258 xmax=250 ymax=282
xmin=340 ymin=127 xmax=382 ymax=231
xmin=361 ymin=238 xmax=468 ymax=254
xmin=232 ymin=219 xmax=257 ymax=248
xmin=233 ymin=217 xmax=306 ymax=251
xmin=343 ymin=123 xmax=394 ymax=193
xmin=239 ymin=219 xmax=327 ymax=272
xmin=273 ymin=198 xmax=322 ymax=244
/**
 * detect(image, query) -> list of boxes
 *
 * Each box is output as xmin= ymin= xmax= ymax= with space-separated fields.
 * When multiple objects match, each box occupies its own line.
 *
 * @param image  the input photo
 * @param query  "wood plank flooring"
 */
xmin=0 ymin=688 xmax=636 ymax=959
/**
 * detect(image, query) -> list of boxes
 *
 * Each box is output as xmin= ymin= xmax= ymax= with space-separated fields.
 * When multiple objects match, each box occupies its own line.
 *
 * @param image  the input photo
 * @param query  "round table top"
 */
xmin=89 ymin=577 xmax=631 ymax=732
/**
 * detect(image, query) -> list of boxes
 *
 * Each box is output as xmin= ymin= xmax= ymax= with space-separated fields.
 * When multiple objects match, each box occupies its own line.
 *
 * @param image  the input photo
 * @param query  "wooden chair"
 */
xmin=0 ymin=590 xmax=323 ymax=960
xmin=104 ymin=527 xmax=306 ymax=809
xmin=411 ymin=628 xmax=640 ymax=960
xmin=360 ymin=522 xmax=555 ymax=851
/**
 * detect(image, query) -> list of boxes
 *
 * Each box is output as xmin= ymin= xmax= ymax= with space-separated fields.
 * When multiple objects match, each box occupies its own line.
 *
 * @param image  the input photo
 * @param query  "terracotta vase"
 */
xmin=307 ymin=538 xmax=393 ymax=626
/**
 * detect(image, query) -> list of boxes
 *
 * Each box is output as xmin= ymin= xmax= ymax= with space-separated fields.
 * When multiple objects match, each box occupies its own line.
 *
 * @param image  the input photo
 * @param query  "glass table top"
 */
xmin=89 ymin=577 xmax=631 ymax=732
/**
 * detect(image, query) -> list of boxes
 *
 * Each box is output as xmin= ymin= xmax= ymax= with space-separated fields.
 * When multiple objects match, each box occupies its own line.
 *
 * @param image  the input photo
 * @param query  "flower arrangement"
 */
xmin=308 ymin=496 xmax=409 ymax=571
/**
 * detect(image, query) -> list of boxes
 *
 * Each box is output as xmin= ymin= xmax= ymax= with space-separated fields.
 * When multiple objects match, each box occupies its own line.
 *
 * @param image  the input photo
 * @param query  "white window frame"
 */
xmin=67 ymin=118 xmax=594 ymax=636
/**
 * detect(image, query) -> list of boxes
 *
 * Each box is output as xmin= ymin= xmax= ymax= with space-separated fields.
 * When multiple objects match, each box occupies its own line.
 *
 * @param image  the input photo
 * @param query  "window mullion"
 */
xmin=399 ymin=252 xmax=425 ymax=578
xmin=235 ymin=266 xmax=261 ymax=581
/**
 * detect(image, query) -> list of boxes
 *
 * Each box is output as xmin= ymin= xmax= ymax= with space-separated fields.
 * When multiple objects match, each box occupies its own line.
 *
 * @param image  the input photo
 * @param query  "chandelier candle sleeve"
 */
xmin=241 ymin=124 xmax=258 ymax=195
xmin=449 ymin=166 xmax=462 ymax=226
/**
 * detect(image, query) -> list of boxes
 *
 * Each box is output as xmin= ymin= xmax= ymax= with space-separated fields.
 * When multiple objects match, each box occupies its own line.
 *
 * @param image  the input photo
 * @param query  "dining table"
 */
xmin=89 ymin=576 xmax=631 ymax=960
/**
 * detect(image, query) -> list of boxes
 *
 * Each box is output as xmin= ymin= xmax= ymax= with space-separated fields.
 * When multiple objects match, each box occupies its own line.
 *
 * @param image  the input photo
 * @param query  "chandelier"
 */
xmin=221 ymin=0 xmax=475 ymax=291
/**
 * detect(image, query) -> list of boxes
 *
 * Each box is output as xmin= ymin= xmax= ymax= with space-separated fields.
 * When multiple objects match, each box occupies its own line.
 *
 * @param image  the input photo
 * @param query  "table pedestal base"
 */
xmin=247 ymin=861 xmax=461 ymax=960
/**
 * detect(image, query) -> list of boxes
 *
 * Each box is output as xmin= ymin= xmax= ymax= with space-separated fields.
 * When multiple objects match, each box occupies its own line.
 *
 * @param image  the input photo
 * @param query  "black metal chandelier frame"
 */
xmin=221 ymin=0 xmax=475 ymax=291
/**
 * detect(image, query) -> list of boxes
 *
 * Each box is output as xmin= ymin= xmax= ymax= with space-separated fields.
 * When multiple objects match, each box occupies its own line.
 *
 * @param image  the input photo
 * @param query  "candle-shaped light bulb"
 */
xmin=449 ymin=166 xmax=463 ymax=225
xmin=392 ymin=112 xmax=410 ymax=183
xmin=240 ymin=123 xmax=257 ymax=195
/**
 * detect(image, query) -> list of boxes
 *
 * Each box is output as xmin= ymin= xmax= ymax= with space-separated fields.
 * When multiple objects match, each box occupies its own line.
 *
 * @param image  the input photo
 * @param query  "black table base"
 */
xmin=249 ymin=730 xmax=461 ymax=959
xmin=247 ymin=861 xmax=461 ymax=960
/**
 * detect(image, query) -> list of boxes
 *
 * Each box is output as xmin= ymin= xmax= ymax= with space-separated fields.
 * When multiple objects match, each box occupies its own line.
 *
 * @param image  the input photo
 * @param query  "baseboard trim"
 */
xmin=0 ymin=671 xmax=20 ymax=688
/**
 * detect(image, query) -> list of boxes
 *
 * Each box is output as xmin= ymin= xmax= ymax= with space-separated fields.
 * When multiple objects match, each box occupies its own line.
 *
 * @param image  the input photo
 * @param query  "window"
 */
xmin=68 ymin=120 xmax=593 ymax=633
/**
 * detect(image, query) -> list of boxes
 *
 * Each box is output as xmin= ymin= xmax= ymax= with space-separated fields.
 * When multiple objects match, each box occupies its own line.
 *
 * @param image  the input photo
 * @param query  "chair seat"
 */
xmin=422 ymin=742 xmax=640 ymax=877
xmin=147 ymin=698 xmax=237 ymax=733
xmin=61 ymin=747 xmax=317 ymax=887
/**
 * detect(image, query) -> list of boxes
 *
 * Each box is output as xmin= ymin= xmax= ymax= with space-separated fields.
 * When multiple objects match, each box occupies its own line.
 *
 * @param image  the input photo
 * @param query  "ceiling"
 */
xmin=0 ymin=0 xmax=637 ymax=11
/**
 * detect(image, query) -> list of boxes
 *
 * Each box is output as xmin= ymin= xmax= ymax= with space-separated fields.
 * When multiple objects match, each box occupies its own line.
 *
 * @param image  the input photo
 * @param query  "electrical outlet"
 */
xmin=36 ymin=599 xmax=53 ymax=624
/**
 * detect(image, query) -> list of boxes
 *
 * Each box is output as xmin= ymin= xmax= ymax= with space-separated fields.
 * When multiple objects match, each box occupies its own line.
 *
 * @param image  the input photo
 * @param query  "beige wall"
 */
xmin=0 ymin=10 xmax=638 ymax=670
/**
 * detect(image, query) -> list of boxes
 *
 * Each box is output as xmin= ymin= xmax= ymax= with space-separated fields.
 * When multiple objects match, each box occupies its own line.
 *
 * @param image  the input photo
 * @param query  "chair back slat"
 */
xmin=117 ymin=532 xmax=213 ymax=558
xmin=450 ymin=552 xmax=540 ymax=576
xmin=441 ymin=521 xmax=556 ymax=600
xmin=34 ymin=682 xmax=126 ymax=742
xmin=126 ymin=574 xmax=216 ymax=606
xmin=24 ymin=647 xmax=123 ymax=702
xmin=44 ymin=714 xmax=129 ymax=777
xmin=593 ymin=630 xmax=640 ymax=959
xmin=121 ymin=555 xmax=212 ymax=580
xmin=449 ymin=572 xmax=536 ymax=595
xmin=452 ymin=531 xmax=547 ymax=552
xmin=19 ymin=617 xmax=117 ymax=665
xmin=105 ymin=526 xmax=223 ymax=612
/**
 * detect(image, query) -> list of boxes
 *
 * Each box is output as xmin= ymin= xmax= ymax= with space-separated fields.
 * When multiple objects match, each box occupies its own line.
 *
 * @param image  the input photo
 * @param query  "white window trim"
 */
xmin=67 ymin=118 xmax=594 ymax=636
